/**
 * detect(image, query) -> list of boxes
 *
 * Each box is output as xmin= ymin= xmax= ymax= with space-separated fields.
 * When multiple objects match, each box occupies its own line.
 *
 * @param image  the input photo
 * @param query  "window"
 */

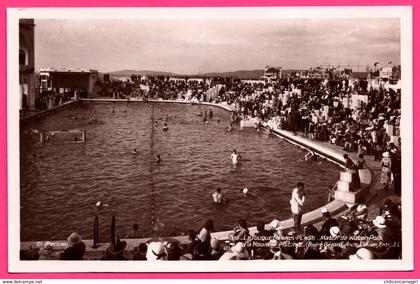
xmin=19 ymin=49 xmax=26 ymax=66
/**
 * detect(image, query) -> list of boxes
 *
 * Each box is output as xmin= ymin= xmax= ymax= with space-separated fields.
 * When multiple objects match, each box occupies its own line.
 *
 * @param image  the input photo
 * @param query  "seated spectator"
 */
xmin=251 ymin=221 xmax=275 ymax=258
xmin=197 ymin=219 xmax=214 ymax=245
xmin=102 ymin=237 xmax=128 ymax=260
xmin=209 ymin=238 xmax=224 ymax=260
xmin=262 ymin=239 xmax=294 ymax=260
xmin=166 ymin=241 xmax=182 ymax=260
xmin=146 ymin=241 xmax=167 ymax=261
xmin=230 ymin=219 xmax=249 ymax=243
xmin=60 ymin=232 xmax=86 ymax=260
xmin=20 ymin=249 xmax=39 ymax=260
xmin=355 ymin=203 xmax=368 ymax=220
xmin=192 ymin=241 xmax=211 ymax=260
xmin=297 ymin=225 xmax=321 ymax=259
xmin=349 ymin=248 xmax=374 ymax=260
xmin=254 ymin=221 xmax=275 ymax=238
xmin=182 ymin=230 xmax=200 ymax=255
xmin=370 ymin=215 xmax=395 ymax=258
xmin=219 ymin=242 xmax=249 ymax=260
xmin=132 ymin=243 xmax=147 ymax=260
xmin=38 ymin=242 xmax=59 ymax=260
xmin=319 ymin=208 xmax=339 ymax=236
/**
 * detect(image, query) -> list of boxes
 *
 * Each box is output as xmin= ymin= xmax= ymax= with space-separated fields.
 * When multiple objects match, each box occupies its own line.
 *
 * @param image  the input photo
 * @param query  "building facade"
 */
xmin=39 ymin=68 xmax=99 ymax=98
xmin=19 ymin=19 xmax=36 ymax=111
xmin=263 ymin=66 xmax=282 ymax=82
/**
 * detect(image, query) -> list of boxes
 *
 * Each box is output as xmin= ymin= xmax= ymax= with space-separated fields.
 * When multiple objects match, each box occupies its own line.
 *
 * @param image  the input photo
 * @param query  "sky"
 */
xmin=34 ymin=18 xmax=400 ymax=74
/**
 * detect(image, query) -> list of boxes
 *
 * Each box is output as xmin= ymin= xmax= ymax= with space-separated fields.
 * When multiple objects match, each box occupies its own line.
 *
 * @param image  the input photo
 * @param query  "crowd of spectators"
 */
xmin=34 ymin=90 xmax=74 ymax=111
xmin=20 ymin=198 xmax=401 ymax=260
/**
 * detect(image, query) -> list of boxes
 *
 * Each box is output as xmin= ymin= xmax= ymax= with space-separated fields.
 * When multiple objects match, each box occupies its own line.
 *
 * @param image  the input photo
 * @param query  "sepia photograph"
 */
xmin=7 ymin=7 xmax=413 ymax=272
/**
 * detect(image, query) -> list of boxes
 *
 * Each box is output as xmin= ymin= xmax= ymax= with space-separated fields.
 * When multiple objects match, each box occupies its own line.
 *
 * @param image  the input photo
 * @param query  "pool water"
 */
xmin=20 ymin=101 xmax=341 ymax=242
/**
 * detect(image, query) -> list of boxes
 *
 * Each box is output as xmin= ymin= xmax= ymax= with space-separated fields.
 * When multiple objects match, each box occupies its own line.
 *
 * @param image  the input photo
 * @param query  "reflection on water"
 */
xmin=20 ymin=102 xmax=340 ymax=241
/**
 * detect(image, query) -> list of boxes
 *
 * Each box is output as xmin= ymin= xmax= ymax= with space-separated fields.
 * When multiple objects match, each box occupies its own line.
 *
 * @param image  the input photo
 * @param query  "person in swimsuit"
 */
xmin=212 ymin=188 xmax=227 ymax=204
xmin=231 ymin=149 xmax=240 ymax=164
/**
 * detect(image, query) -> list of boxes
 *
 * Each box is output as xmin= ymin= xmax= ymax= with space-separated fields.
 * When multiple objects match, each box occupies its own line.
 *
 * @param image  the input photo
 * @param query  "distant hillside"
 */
xmin=109 ymin=70 xmax=178 ymax=77
xmin=108 ymin=69 xmax=308 ymax=79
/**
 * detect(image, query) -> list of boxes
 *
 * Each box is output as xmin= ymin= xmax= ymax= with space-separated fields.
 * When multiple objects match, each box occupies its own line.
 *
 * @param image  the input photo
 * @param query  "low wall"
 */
xmin=20 ymin=99 xmax=373 ymax=256
xmin=20 ymin=100 xmax=80 ymax=125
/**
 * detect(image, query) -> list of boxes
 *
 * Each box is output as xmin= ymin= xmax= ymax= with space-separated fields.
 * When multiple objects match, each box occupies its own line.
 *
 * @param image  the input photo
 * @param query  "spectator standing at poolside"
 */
xmin=389 ymin=145 xmax=401 ymax=196
xmin=197 ymin=219 xmax=214 ymax=246
xmin=290 ymin=182 xmax=306 ymax=229
xmin=343 ymin=154 xmax=360 ymax=189
xmin=327 ymin=184 xmax=336 ymax=202
xmin=357 ymin=154 xmax=367 ymax=169
xmin=381 ymin=152 xmax=392 ymax=191
xmin=125 ymin=223 xmax=142 ymax=239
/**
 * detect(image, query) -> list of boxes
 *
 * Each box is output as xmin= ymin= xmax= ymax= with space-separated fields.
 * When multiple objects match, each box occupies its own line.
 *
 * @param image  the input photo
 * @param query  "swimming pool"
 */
xmin=20 ymin=101 xmax=341 ymax=242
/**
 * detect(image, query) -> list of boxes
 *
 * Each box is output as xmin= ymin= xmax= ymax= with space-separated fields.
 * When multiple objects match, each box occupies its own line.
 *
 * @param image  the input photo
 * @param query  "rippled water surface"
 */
xmin=20 ymin=102 xmax=341 ymax=241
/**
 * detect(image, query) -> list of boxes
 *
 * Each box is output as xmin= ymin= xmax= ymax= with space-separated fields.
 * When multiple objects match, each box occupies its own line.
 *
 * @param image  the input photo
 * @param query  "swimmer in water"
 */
xmin=212 ymin=187 xmax=227 ymax=204
xmin=156 ymin=155 xmax=162 ymax=164
xmin=231 ymin=149 xmax=240 ymax=164
xmin=96 ymin=201 xmax=109 ymax=209
xmin=256 ymin=122 xmax=262 ymax=133
xmin=217 ymin=117 xmax=220 ymax=123
xmin=163 ymin=123 xmax=168 ymax=131
xmin=132 ymin=148 xmax=138 ymax=154
xmin=227 ymin=123 xmax=233 ymax=132
xmin=209 ymin=109 xmax=213 ymax=119
xmin=305 ymin=150 xmax=318 ymax=162
xmin=242 ymin=187 xmax=249 ymax=196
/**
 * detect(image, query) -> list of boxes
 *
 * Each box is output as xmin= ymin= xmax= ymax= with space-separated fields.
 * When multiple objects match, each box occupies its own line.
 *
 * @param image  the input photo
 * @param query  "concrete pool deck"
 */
xmin=19 ymin=98 xmax=388 ymax=258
